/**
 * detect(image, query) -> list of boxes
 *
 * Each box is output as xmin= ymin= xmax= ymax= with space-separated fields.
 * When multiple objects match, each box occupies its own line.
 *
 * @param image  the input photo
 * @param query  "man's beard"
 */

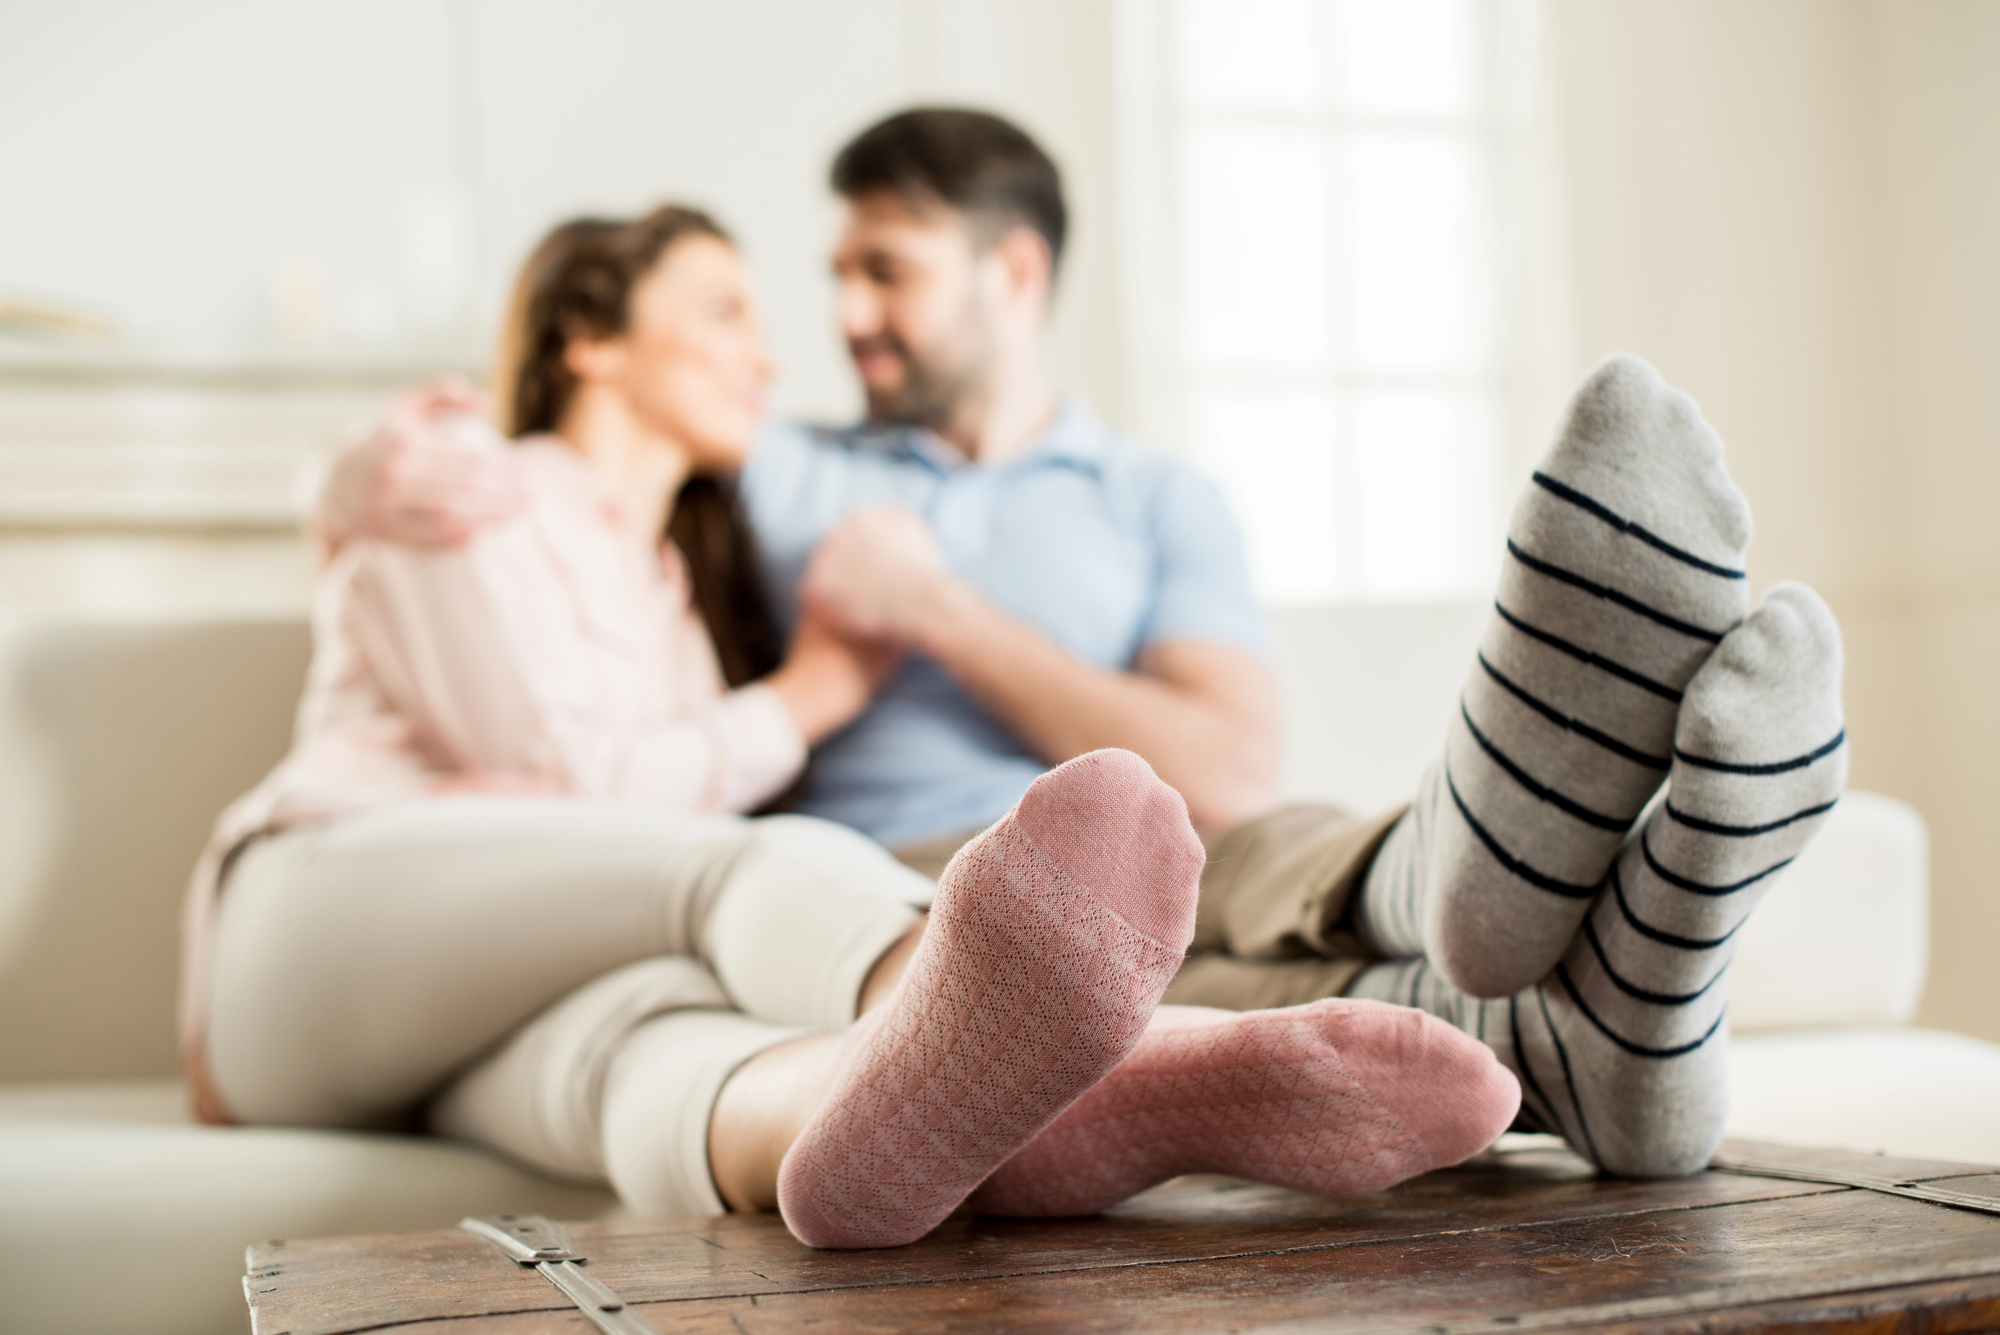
xmin=851 ymin=323 xmax=991 ymax=430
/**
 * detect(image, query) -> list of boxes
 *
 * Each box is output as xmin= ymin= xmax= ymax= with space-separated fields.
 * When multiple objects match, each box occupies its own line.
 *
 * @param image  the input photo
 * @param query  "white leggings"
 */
xmin=206 ymin=798 xmax=929 ymax=1215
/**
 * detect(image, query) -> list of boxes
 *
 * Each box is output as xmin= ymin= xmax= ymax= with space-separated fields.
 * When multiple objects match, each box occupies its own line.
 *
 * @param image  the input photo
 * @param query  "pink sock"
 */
xmin=775 ymin=750 xmax=1204 ymax=1249
xmin=968 ymin=1000 xmax=1522 ymax=1218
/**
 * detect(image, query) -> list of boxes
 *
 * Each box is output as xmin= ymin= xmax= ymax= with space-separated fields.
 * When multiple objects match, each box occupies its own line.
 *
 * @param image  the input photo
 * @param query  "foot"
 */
xmin=969 ymin=1001 xmax=1519 ymax=1218
xmin=775 ymin=750 xmax=1205 ymax=1248
xmin=1354 ymin=585 xmax=1847 ymax=1176
xmin=1358 ymin=355 xmax=1755 ymax=997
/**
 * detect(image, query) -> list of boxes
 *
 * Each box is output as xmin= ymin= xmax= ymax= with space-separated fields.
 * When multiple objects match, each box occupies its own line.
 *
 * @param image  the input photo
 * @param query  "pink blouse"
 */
xmin=179 ymin=438 xmax=805 ymax=1121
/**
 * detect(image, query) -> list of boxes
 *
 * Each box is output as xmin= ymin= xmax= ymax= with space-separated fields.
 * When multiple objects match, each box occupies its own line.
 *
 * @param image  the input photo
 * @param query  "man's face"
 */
xmin=831 ymin=191 xmax=997 ymax=427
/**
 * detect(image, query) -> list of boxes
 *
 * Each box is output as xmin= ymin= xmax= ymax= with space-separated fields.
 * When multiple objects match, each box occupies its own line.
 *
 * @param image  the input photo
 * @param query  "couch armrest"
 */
xmin=1729 ymin=790 xmax=1929 ymax=1031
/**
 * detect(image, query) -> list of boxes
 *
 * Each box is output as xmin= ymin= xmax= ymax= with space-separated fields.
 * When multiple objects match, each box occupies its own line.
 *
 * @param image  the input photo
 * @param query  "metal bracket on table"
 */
xmin=460 ymin=1215 xmax=660 ymax=1335
xmin=1710 ymin=1155 xmax=2000 ymax=1218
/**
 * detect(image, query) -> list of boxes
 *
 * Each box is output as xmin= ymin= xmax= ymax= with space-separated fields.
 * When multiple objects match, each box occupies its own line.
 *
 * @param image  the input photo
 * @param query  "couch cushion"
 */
xmin=0 ymin=616 xmax=310 ymax=1081
xmin=1728 ymin=792 xmax=1929 ymax=1031
xmin=0 ymin=1079 xmax=619 ymax=1335
xmin=1728 ymin=1027 xmax=2000 ymax=1164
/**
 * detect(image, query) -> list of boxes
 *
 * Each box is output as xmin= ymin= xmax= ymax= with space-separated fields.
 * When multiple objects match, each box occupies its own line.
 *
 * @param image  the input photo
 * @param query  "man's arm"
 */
xmin=312 ymin=381 xmax=526 ymax=558
xmin=919 ymin=589 xmax=1282 ymax=830
xmin=801 ymin=507 xmax=1282 ymax=829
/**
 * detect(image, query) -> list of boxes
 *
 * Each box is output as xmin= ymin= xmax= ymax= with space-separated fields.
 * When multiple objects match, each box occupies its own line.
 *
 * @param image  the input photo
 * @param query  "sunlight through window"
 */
xmin=1125 ymin=0 xmax=1524 ymax=603
xmin=1182 ymin=126 xmax=1329 ymax=364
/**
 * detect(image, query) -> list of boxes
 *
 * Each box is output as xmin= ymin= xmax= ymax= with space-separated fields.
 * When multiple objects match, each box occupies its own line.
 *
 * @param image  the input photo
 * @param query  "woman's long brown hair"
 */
xmin=491 ymin=207 xmax=785 ymax=687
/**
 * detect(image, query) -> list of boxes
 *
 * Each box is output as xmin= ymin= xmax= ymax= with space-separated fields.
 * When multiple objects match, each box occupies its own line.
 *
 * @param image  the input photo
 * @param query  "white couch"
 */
xmin=4 ymin=607 xmax=1997 ymax=1335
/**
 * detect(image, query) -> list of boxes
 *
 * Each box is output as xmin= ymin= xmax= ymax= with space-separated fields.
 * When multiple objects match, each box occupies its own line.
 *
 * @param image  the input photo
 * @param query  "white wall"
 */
xmin=0 ymin=0 xmax=1129 ymax=426
xmin=1544 ymin=0 xmax=2000 ymax=1044
xmin=0 ymin=0 xmax=1130 ymax=621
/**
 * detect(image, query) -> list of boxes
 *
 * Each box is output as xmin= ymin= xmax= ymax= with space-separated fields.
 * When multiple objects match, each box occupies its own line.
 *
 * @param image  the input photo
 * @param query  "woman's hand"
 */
xmin=764 ymin=612 xmax=902 ymax=744
xmin=317 ymin=379 xmax=527 ymax=552
xmin=798 ymin=505 xmax=953 ymax=645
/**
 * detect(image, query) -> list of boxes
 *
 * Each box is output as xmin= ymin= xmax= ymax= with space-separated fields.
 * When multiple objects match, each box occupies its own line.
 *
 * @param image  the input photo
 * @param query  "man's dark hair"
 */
xmin=831 ymin=107 xmax=1067 ymax=270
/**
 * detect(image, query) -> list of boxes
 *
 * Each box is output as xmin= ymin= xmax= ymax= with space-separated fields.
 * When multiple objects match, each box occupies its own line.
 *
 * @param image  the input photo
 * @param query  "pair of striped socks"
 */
xmin=1347 ymin=355 xmax=1848 ymax=1176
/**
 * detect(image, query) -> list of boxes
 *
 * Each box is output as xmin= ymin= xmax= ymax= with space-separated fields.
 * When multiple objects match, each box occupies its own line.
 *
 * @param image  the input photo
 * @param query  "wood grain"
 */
xmin=243 ymin=1140 xmax=2000 ymax=1335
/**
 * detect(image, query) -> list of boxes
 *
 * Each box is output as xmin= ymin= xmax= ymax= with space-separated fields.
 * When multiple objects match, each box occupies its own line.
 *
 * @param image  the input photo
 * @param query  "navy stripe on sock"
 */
xmin=1477 ymin=652 xmax=1671 ymax=771
xmin=1445 ymin=763 xmax=1602 ymax=899
xmin=1509 ymin=994 xmax=1561 ymax=1134
xmin=1666 ymin=796 xmax=1840 ymax=838
xmin=1494 ymin=601 xmax=1684 ymax=703
xmin=1555 ymin=962 xmax=1726 ymax=1059
xmin=1536 ymin=984 xmax=1603 ymax=1166
xmin=1531 ymin=472 xmax=1748 ymax=580
xmin=1640 ymin=828 xmax=1796 ymax=897
xmin=1582 ymin=915 xmax=1726 ymax=1006
xmin=1506 ymin=540 xmax=1727 ymax=643
xmin=1674 ymin=729 xmax=1847 ymax=776
xmin=1611 ymin=862 xmax=1742 ymax=951
xmin=1460 ymin=701 xmax=1631 ymax=832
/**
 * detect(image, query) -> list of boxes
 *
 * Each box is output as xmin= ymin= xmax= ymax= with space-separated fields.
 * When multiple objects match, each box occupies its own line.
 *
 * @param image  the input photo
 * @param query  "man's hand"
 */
xmin=798 ymin=505 xmax=952 ymax=644
xmin=317 ymin=378 xmax=527 ymax=552
xmin=802 ymin=501 xmax=1279 ymax=828
xmin=764 ymin=611 xmax=904 ymax=743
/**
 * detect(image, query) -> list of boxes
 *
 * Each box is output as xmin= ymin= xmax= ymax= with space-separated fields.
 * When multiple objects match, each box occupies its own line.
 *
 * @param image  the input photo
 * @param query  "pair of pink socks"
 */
xmin=776 ymin=750 xmax=1521 ymax=1249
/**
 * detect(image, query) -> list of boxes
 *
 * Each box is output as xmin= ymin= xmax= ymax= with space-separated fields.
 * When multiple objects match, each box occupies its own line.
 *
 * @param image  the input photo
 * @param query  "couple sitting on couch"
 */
xmin=180 ymin=107 xmax=1849 ymax=1249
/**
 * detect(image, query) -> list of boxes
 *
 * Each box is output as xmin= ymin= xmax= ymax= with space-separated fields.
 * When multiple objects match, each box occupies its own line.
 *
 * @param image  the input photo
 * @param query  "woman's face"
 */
xmin=614 ymin=234 xmax=773 ymax=472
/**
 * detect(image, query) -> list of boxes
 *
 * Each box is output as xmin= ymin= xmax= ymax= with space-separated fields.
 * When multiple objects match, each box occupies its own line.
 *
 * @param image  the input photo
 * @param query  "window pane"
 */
xmin=1355 ymin=392 xmax=1499 ymax=598
xmin=1193 ymin=392 xmax=1341 ymax=602
xmin=1182 ymin=126 xmax=1329 ymax=364
xmin=1345 ymin=132 xmax=1488 ymax=370
xmin=1335 ymin=0 xmax=1476 ymax=118
xmin=1176 ymin=0 xmax=1317 ymax=109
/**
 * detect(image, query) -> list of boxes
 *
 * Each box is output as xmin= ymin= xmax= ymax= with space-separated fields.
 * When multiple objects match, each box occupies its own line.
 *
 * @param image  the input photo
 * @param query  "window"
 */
xmin=1119 ymin=0 xmax=1535 ymax=603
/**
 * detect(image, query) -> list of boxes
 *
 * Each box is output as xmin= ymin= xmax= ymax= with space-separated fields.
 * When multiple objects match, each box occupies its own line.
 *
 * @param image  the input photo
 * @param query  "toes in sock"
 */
xmin=1358 ymin=355 xmax=1755 ymax=996
xmin=1355 ymin=585 xmax=1847 ymax=1176
xmin=776 ymin=749 xmax=1204 ymax=1248
xmin=969 ymin=1001 xmax=1519 ymax=1218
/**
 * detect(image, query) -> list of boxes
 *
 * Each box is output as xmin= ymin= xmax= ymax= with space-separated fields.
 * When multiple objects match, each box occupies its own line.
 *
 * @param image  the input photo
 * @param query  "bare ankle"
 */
xmin=858 ymin=917 xmax=926 ymax=1013
xmin=707 ymin=1035 xmax=843 ymax=1212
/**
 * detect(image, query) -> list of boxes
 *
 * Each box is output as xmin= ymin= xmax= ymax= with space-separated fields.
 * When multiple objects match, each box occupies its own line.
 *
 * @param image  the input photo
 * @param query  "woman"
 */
xmin=183 ymin=206 xmax=1515 ymax=1247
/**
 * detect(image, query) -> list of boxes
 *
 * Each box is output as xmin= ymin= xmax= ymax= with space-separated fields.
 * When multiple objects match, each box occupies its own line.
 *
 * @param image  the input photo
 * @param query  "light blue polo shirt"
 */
xmin=741 ymin=400 xmax=1268 ymax=848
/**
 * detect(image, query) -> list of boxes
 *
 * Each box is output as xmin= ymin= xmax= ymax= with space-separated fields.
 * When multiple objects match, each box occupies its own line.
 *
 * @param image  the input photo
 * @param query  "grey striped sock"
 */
xmin=1354 ymin=355 xmax=1754 ymax=997
xmin=1349 ymin=585 xmax=1847 ymax=1176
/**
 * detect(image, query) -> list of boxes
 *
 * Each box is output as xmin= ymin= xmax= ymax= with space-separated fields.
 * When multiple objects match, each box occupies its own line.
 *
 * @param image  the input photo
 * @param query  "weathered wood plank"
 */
xmin=609 ymin=1190 xmax=2000 ymax=1334
xmin=1584 ymin=1272 xmax=2000 ymax=1335
xmin=380 ymin=1275 xmax=2000 ymax=1335
xmin=1710 ymin=1140 xmax=1998 ymax=1184
xmin=243 ymin=1230 xmax=552 ymax=1335
xmin=242 ymin=1141 xmax=2000 ymax=1335
xmin=246 ymin=1148 xmax=1833 ymax=1332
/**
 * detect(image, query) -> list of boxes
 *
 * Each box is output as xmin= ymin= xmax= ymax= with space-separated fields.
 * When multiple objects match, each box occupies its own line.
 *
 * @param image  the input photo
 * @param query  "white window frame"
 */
xmin=1117 ymin=0 xmax=1541 ymax=606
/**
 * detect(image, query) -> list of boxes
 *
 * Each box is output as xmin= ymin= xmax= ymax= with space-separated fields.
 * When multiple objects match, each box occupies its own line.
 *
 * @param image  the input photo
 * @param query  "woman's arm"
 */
xmin=344 ymin=520 xmax=808 ymax=815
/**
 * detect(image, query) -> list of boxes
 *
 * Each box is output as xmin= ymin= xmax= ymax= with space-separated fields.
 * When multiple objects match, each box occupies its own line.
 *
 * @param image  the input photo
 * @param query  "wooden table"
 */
xmin=243 ymin=1139 xmax=2000 ymax=1334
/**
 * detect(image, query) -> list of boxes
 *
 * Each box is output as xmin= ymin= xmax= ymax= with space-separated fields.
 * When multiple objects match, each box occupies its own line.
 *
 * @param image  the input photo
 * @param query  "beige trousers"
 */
xmin=894 ymin=802 xmax=1406 ymax=1011
xmin=207 ymin=798 xmax=928 ymax=1214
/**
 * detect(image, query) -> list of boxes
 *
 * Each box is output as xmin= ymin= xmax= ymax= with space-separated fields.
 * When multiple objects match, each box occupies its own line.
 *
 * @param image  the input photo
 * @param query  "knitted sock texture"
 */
xmin=969 ymin=1000 xmax=1519 ymax=1218
xmin=776 ymin=749 xmax=1203 ymax=1248
xmin=1356 ymin=354 xmax=1754 ymax=997
xmin=1351 ymin=585 xmax=1847 ymax=1176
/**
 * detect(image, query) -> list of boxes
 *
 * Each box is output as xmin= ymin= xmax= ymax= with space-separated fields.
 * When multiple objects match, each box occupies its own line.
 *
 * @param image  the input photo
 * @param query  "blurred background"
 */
xmin=2 ymin=0 xmax=1995 ymax=1044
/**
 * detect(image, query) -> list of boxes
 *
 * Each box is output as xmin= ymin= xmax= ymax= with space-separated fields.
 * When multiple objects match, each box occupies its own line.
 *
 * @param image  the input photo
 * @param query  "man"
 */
xmin=740 ymin=110 xmax=1285 ymax=858
xmin=328 ymin=108 xmax=1849 ymax=1180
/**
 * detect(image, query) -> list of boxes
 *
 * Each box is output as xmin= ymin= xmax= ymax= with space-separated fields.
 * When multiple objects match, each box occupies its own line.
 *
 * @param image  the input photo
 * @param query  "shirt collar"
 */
xmin=856 ymin=398 xmax=1108 ymax=477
